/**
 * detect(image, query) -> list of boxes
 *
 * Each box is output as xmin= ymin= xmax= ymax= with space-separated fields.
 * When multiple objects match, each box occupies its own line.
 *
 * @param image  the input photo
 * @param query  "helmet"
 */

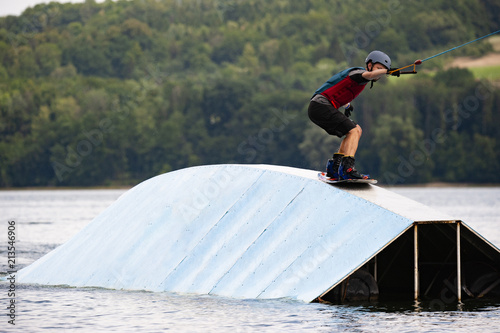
xmin=365 ymin=50 xmax=391 ymax=69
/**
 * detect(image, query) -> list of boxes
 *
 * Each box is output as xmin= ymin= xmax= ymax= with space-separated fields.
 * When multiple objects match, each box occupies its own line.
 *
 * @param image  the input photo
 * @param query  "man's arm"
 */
xmin=362 ymin=68 xmax=388 ymax=81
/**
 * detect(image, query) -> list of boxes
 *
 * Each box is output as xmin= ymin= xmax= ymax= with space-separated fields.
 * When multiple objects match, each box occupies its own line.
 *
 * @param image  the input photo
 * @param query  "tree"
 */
xmin=0 ymin=0 xmax=499 ymax=186
xmin=14 ymin=46 xmax=39 ymax=77
xmin=36 ymin=43 xmax=62 ymax=76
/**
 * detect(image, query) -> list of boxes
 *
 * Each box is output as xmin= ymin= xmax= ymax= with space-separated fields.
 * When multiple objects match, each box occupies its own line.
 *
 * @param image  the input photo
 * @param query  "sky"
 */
xmin=0 ymin=0 xmax=96 ymax=17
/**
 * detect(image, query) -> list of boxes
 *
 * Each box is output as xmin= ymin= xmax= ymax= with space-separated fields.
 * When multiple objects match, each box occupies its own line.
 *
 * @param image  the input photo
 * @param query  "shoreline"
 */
xmin=1 ymin=182 xmax=500 ymax=191
xmin=382 ymin=182 xmax=500 ymax=188
xmin=0 ymin=186 xmax=133 ymax=191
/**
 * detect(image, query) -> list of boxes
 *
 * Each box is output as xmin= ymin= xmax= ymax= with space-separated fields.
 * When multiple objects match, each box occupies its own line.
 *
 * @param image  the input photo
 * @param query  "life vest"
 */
xmin=314 ymin=67 xmax=367 ymax=109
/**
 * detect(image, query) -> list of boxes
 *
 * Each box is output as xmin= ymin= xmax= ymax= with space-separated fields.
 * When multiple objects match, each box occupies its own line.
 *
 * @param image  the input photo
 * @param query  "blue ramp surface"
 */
xmin=19 ymin=164 xmax=438 ymax=302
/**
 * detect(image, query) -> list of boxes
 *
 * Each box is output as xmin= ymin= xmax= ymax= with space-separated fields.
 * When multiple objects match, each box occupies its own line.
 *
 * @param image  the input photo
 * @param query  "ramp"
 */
xmin=18 ymin=164 xmax=500 ymax=302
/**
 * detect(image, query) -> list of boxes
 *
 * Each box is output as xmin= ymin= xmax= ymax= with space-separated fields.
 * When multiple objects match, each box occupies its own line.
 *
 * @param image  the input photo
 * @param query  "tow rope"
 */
xmin=388 ymin=29 xmax=500 ymax=75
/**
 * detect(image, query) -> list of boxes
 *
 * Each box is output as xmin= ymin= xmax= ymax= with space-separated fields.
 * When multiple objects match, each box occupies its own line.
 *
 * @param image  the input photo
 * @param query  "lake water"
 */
xmin=1 ymin=186 xmax=500 ymax=332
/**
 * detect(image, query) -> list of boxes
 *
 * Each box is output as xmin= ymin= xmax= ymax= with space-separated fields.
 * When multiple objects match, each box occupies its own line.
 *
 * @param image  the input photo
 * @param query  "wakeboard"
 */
xmin=318 ymin=172 xmax=378 ymax=185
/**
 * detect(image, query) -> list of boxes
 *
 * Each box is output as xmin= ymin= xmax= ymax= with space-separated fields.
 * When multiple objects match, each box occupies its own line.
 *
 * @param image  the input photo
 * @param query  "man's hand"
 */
xmin=344 ymin=104 xmax=354 ymax=117
xmin=388 ymin=68 xmax=400 ymax=77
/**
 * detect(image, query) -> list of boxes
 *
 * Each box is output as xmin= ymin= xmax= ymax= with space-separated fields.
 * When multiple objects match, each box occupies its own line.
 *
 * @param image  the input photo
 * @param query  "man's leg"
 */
xmin=338 ymin=125 xmax=369 ymax=179
xmin=338 ymin=125 xmax=362 ymax=156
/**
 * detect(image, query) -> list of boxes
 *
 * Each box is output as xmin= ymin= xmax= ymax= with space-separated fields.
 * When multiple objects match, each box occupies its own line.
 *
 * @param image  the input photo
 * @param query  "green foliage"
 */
xmin=0 ymin=0 xmax=500 ymax=186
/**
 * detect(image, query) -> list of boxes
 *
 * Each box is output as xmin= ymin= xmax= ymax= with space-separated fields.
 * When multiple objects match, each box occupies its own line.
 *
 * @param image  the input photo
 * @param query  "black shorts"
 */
xmin=308 ymin=101 xmax=357 ymax=138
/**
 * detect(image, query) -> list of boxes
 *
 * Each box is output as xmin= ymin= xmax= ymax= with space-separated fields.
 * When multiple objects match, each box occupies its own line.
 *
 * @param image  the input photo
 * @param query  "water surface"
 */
xmin=1 ymin=187 xmax=499 ymax=332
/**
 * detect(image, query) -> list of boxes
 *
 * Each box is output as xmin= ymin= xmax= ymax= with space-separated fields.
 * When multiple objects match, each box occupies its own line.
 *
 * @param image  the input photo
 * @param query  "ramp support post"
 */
xmin=414 ymin=223 xmax=419 ymax=300
xmin=457 ymin=222 xmax=462 ymax=302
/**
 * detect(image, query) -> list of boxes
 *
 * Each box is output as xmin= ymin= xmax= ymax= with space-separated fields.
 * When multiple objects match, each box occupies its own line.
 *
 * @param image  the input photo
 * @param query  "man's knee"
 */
xmin=348 ymin=125 xmax=362 ymax=137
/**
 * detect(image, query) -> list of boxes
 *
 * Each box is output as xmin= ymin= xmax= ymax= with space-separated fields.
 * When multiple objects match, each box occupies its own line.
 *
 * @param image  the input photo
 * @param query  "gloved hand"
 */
xmin=344 ymin=103 xmax=354 ymax=117
xmin=388 ymin=68 xmax=400 ymax=77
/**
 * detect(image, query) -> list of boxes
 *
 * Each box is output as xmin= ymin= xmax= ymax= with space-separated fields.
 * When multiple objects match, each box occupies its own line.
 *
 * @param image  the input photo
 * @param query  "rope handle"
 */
xmin=387 ymin=61 xmax=420 ymax=75
xmin=387 ymin=29 xmax=500 ymax=76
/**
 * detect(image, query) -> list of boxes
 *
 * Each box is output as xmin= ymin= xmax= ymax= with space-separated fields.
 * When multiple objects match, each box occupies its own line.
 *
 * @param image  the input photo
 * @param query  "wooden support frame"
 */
xmin=457 ymin=221 xmax=462 ymax=302
xmin=414 ymin=224 xmax=419 ymax=300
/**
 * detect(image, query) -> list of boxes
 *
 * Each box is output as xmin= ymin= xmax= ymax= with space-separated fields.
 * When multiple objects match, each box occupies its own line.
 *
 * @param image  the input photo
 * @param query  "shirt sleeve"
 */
xmin=349 ymin=68 xmax=369 ymax=84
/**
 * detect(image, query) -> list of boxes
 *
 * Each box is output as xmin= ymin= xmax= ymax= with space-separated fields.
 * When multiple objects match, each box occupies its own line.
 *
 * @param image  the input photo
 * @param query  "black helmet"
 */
xmin=365 ymin=50 xmax=391 ymax=69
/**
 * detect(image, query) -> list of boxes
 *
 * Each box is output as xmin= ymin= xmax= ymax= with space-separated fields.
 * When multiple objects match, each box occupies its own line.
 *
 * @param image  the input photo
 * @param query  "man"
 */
xmin=308 ymin=50 xmax=391 ymax=180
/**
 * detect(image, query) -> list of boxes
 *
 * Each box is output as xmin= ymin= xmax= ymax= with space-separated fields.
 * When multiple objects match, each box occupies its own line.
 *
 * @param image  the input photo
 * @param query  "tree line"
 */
xmin=1 ymin=0 xmax=500 ymax=186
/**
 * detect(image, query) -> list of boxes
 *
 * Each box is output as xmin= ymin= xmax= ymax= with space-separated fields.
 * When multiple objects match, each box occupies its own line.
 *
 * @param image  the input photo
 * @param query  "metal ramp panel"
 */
xmin=18 ymin=165 xmax=499 ymax=302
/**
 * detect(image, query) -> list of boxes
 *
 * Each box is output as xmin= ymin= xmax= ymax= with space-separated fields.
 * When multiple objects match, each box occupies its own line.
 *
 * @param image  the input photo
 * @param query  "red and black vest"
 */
xmin=314 ymin=67 xmax=367 ymax=108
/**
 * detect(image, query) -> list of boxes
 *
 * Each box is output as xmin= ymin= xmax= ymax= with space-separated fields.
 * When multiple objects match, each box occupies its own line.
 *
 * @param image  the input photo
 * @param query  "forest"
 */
xmin=1 ymin=0 xmax=500 ymax=186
